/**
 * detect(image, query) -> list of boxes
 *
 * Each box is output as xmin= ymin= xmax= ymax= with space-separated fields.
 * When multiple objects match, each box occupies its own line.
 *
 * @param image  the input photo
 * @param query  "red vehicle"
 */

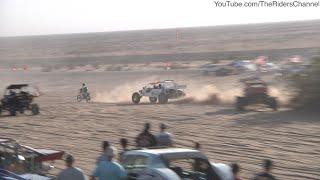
xmin=236 ymin=78 xmax=278 ymax=111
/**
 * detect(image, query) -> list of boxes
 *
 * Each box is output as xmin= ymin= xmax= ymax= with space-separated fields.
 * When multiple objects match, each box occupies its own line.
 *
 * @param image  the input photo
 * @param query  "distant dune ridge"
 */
xmin=0 ymin=20 xmax=320 ymax=66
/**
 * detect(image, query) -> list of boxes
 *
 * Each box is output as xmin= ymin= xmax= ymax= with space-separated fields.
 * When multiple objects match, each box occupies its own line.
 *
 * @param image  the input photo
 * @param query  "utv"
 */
xmin=0 ymin=84 xmax=40 ymax=116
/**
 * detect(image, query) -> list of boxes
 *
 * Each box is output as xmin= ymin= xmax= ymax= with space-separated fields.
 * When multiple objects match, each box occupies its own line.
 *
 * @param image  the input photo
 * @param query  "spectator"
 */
xmin=252 ymin=159 xmax=277 ymax=180
xmin=194 ymin=142 xmax=201 ymax=150
xmin=119 ymin=138 xmax=129 ymax=162
xmin=155 ymin=123 xmax=173 ymax=147
xmin=91 ymin=147 xmax=127 ymax=180
xmin=96 ymin=141 xmax=111 ymax=164
xmin=230 ymin=163 xmax=242 ymax=180
xmin=135 ymin=123 xmax=157 ymax=148
xmin=57 ymin=154 xmax=86 ymax=180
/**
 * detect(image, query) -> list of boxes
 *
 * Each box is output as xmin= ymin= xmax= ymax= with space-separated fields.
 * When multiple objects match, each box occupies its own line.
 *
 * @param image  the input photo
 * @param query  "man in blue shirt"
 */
xmin=91 ymin=147 xmax=127 ymax=180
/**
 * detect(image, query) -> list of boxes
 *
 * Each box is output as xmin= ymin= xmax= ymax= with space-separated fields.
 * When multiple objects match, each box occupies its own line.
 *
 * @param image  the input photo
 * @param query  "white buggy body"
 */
xmin=132 ymin=80 xmax=186 ymax=104
xmin=121 ymin=148 xmax=232 ymax=180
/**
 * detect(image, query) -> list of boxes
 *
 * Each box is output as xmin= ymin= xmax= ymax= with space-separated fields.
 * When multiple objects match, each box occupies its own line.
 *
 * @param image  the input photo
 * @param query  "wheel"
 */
xmin=149 ymin=97 xmax=157 ymax=103
xmin=132 ymin=92 xmax=141 ymax=104
xmin=31 ymin=104 xmax=40 ymax=115
xmin=77 ymin=95 xmax=82 ymax=102
xmin=158 ymin=93 xmax=168 ymax=104
xmin=267 ymin=97 xmax=278 ymax=111
xmin=236 ymin=97 xmax=246 ymax=111
xmin=0 ymin=106 xmax=2 ymax=116
xmin=86 ymin=94 xmax=91 ymax=102
xmin=9 ymin=106 xmax=16 ymax=116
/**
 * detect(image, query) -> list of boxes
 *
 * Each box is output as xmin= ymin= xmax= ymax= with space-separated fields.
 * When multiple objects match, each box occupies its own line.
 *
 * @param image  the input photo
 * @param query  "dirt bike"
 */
xmin=77 ymin=90 xmax=91 ymax=102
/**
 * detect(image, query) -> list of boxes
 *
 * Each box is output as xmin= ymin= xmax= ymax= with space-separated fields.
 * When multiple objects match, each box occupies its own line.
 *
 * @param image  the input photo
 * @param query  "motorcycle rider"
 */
xmin=80 ymin=83 xmax=89 ymax=97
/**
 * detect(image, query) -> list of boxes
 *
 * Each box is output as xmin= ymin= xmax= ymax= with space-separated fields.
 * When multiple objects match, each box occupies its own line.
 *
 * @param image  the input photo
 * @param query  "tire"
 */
xmin=132 ymin=92 xmax=141 ymax=104
xmin=0 ymin=106 xmax=2 ymax=116
xmin=149 ymin=97 xmax=157 ymax=104
xmin=86 ymin=94 xmax=91 ymax=102
xmin=31 ymin=104 xmax=40 ymax=115
xmin=158 ymin=93 xmax=168 ymax=104
xmin=9 ymin=106 xmax=16 ymax=116
xmin=77 ymin=95 xmax=82 ymax=102
xmin=267 ymin=97 xmax=278 ymax=111
xmin=236 ymin=97 xmax=246 ymax=111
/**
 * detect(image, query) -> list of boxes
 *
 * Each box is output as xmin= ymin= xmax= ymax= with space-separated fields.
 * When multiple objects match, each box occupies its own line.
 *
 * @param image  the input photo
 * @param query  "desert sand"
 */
xmin=0 ymin=69 xmax=319 ymax=180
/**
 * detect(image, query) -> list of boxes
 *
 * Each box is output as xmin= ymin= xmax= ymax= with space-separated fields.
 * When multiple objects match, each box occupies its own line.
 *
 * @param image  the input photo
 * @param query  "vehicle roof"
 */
xmin=6 ymin=84 xmax=29 ymax=89
xmin=125 ymin=148 xmax=208 ymax=160
xmin=0 ymin=137 xmax=14 ymax=143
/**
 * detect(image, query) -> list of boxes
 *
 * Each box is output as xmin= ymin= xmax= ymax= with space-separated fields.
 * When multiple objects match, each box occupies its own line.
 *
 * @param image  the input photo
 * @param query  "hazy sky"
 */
xmin=1 ymin=0 xmax=320 ymax=37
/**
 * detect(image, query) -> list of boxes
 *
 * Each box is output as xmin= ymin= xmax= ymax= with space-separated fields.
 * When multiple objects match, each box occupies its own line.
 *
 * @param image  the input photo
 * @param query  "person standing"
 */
xmin=155 ymin=123 xmax=173 ymax=147
xmin=118 ymin=138 xmax=129 ymax=162
xmin=252 ymin=159 xmax=277 ymax=180
xmin=96 ymin=141 xmax=111 ymax=164
xmin=91 ymin=147 xmax=127 ymax=180
xmin=135 ymin=123 xmax=157 ymax=148
xmin=57 ymin=154 xmax=86 ymax=180
xmin=230 ymin=163 xmax=242 ymax=180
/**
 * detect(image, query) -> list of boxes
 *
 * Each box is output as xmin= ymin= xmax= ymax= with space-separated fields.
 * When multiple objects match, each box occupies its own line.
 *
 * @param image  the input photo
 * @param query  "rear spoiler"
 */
xmin=21 ymin=145 xmax=64 ymax=162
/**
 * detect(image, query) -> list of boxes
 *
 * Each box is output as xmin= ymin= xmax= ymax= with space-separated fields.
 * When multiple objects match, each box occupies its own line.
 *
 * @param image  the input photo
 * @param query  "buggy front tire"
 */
xmin=149 ymin=97 xmax=157 ymax=104
xmin=132 ymin=92 xmax=141 ymax=104
xmin=31 ymin=104 xmax=40 ymax=115
xmin=267 ymin=97 xmax=278 ymax=111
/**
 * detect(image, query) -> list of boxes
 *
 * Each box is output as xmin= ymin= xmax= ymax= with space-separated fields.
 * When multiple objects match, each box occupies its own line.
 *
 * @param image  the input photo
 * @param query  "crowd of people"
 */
xmin=56 ymin=122 xmax=277 ymax=180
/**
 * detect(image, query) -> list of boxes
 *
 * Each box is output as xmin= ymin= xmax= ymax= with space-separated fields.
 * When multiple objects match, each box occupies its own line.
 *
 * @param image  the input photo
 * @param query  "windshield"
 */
xmin=163 ymin=157 xmax=211 ymax=180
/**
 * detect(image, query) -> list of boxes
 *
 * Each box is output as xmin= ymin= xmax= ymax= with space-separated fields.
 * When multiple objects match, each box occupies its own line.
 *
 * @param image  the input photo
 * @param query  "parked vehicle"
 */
xmin=121 ymin=147 xmax=232 ymax=180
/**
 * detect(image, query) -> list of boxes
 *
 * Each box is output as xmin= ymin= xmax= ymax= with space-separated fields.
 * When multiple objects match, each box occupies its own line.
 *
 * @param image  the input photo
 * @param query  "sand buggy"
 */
xmin=77 ymin=89 xmax=91 ymax=102
xmin=0 ymin=84 xmax=40 ymax=116
xmin=236 ymin=78 xmax=278 ymax=111
xmin=132 ymin=80 xmax=186 ymax=104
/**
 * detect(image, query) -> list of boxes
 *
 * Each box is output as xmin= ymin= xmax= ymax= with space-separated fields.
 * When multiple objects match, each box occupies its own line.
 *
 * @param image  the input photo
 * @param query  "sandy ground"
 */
xmin=0 ymin=69 xmax=319 ymax=180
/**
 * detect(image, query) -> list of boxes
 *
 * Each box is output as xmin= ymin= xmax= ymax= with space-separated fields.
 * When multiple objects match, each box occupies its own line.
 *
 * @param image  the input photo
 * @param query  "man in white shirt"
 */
xmin=57 ymin=154 xmax=86 ymax=180
xmin=156 ymin=123 xmax=173 ymax=147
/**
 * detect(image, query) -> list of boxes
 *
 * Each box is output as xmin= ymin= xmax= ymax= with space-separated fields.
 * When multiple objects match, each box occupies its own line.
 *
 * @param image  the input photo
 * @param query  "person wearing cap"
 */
xmin=252 ymin=159 xmax=277 ymax=180
xmin=91 ymin=147 xmax=127 ymax=180
xmin=155 ymin=123 xmax=173 ymax=147
xmin=135 ymin=123 xmax=157 ymax=148
xmin=57 ymin=154 xmax=86 ymax=180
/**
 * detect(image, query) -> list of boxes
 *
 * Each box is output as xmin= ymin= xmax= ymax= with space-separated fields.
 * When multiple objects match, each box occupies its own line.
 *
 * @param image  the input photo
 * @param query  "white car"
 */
xmin=132 ymin=80 xmax=186 ymax=104
xmin=121 ymin=148 xmax=233 ymax=180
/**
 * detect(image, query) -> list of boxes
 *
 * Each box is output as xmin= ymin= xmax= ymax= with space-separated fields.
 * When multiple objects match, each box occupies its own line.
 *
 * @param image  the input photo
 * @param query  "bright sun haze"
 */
xmin=1 ymin=0 xmax=320 ymax=37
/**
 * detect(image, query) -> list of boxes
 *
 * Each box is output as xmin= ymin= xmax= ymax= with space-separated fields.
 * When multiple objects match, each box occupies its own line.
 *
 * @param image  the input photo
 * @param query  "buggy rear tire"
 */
xmin=0 ymin=106 xmax=2 ymax=116
xmin=158 ymin=93 xmax=168 ymax=104
xmin=31 ymin=104 xmax=40 ymax=115
xmin=236 ymin=97 xmax=246 ymax=111
xmin=132 ymin=92 xmax=141 ymax=104
xmin=9 ymin=106 xmax=16 ymax=116
xmin=149 ymin=97 xmax=157 ymax=104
